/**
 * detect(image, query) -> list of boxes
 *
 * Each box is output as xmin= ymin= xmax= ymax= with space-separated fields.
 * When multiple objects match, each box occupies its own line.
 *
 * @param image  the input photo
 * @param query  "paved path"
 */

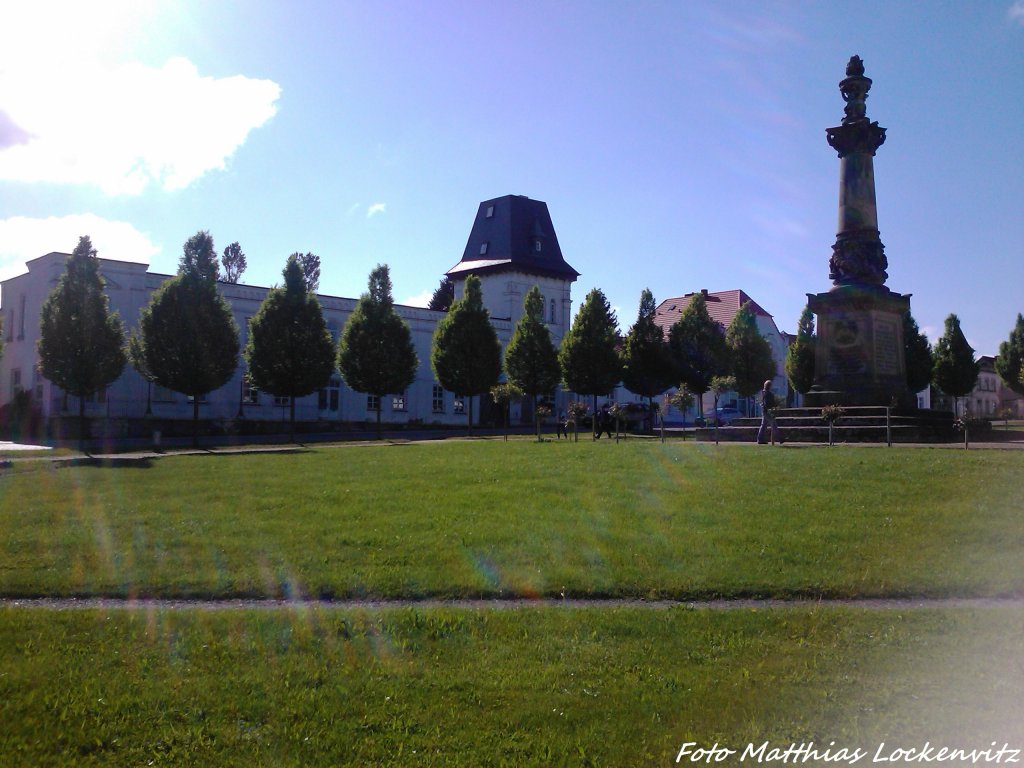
xmin=3 ymin=595 xmax=1022 ymax=612
xmin=2 ymin=434 xmax=1022 ymax=465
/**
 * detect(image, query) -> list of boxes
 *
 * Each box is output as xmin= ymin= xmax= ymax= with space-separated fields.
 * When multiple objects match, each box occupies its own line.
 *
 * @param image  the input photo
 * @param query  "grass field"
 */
xmin=1 ymin=605 xmax=1021 ymax=767
xmin=1 ymin=441 xmax=1022 ymax=766
xmin=1 ymin=442 xmax=1022 ymax=600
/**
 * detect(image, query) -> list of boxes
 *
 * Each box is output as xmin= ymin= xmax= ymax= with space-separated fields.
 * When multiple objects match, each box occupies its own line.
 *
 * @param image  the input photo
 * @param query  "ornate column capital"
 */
xmin=826 ymin=121 xmax=887 ymax=158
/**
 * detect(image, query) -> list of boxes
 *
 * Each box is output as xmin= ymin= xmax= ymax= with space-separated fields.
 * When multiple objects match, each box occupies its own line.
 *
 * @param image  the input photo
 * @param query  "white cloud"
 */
xmin=1010 ymin=1 xmax=1024 ymax=24
xmin=367 ymin=203 xmax=387 ymax=219
xmin=401 ymin=289 xmax=433 ymax=308
xmin=0 ymin=2 xmax=280 ymax=195
xmin=0 ymin=57 xmax=280 ymax=195
xmin=0 ymin=215 xmax=160 ymax=282
xmin=345 ymin=202 xmax=362 ymax=217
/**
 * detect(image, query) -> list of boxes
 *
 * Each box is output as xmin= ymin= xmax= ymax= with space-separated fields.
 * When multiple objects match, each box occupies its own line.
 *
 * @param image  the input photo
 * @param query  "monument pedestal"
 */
xmin=804 ymin=284 xmax=912 ymax=408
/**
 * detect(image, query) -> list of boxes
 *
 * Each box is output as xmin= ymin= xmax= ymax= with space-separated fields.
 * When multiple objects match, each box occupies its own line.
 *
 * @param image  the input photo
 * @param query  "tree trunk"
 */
xmin=376 ymin=400 xmax=382 ymax=440
xmin=534 ymin=395 xmax=540 ymax=442
xmin=592 ymin=394 xmax=598 ymax=441
xmin=145 ymin=381 xmax=152 ymax=417
xmin=289 ymin=396 xmax=296 ymax=443
xmin=467 ymin=396 xmax=473 ymax=435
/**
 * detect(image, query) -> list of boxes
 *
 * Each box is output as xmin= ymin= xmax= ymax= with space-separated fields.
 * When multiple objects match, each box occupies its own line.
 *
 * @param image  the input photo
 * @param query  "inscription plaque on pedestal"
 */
xmin=874 ymin=319 xmax=899 ymax=376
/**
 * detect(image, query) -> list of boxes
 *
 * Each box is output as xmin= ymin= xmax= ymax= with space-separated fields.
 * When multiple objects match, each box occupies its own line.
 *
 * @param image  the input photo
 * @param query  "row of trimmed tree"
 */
xmin=30 ymin=232 xmax=776 ymax=446
xmin=36 ymin=233 xmax=328 ymax=447
xmin=30 ymin=231 xmax=1024 ymax=449
xmin=497 ymin=284 xmax=778 ymax=435
xmin=785 ymin=304 xmax=1024 ymax=415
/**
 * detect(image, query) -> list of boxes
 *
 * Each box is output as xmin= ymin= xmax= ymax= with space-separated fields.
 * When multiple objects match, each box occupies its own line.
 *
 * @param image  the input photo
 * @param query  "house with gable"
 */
xmin=652 ymin=289 xmax=788 ymax=423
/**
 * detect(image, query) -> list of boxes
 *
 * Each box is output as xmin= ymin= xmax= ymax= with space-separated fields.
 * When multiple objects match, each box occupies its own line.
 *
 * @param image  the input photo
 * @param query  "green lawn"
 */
xmin=1 ymin=605 xmax=1021 ymax=767
xmin=1 ymin=442 xmax=1022 ymax=599
xmin=2 ymin=442 xmax=1022 ymax=766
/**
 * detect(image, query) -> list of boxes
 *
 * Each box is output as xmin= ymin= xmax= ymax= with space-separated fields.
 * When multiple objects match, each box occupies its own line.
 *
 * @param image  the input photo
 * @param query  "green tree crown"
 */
xmin=245 ymin=255 xmax=335 ymax=401
xmin=220 ymin=242 xmax=247 ymax=284
xmin=137 ymin=276 xmax=240 ymax=398
xmin=137 ymin=231 xmax=239 ymax=401
xmin=785 ymin=305 xmax=816 ymax=395
xmin=903 ymin=310 xmax=934 ymax=394
xmin=620 ymin=288 xmax=674 ymax=400
xmin=995 ymin=313 xmax=1024 ymax=397
xmin=430 ymin=275 xmax=502 ymax=398
xmin=180 ymin=230 xmax=220 ymax=282
xmin=725 ymin=302 xmax=776 ymax=398
xmin=933 ymin=313 xmax=979 ymax=399
xmin=505 ymin=285 xmax=560 ymax=399
xmin=559 ymin=287 xmax=621 ymax=397
xmin=428 ymin=277 xmax=455 ymax=312
xmin=667 ymin=292 xmax=730 ymax=401
xmin=338 ymin=264 xmax=418 ymax=399
xmin=38 ymin=236 xmax=127 ymax=399
xmin=292 ymin=252 xmax=321 ymax=293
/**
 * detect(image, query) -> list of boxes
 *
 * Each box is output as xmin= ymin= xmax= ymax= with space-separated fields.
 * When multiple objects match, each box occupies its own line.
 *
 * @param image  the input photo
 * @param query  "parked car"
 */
xmin=713 ymin=407 xmax=742 ymax=425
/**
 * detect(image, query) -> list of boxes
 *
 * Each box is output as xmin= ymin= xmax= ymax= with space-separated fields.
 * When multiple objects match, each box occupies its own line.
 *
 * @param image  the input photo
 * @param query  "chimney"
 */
xmin=701 ymin=288 xmax=709 ymax=297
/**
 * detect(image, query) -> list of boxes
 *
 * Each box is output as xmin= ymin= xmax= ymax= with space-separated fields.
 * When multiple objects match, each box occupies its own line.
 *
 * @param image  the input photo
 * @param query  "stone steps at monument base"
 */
xmin=695 ymin=423 xmax=956 ymax=444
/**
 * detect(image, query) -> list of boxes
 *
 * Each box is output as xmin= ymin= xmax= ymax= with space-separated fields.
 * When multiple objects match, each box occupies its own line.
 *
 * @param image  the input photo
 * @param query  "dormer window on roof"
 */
xmin=485 ymin=205 xmax=494 ymax=218
xmin=479 ymin=242 xmax=488 ymax=255
xmin=534 ymin=239 xmax=542 ymax=253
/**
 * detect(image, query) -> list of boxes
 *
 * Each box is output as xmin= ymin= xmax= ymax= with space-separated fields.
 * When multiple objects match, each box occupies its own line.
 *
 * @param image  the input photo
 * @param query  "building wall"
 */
xmin=453 ymin=270 xmax=572 ymax=347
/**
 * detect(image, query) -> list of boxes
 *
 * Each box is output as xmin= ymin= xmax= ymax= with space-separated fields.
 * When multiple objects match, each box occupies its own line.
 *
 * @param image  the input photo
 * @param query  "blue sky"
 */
xmin=1 ymin=1 xmax=1021 ymax=355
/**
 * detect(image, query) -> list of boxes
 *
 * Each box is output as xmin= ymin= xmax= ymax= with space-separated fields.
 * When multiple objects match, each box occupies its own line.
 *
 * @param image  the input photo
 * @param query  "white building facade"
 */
xmin=0 ymin=196 xmax=578 ymax=432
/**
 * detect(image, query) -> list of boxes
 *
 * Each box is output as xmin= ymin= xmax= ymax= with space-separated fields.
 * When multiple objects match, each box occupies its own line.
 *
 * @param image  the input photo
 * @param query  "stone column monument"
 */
xmin=805 ymin=56 xmax=912 ymax=408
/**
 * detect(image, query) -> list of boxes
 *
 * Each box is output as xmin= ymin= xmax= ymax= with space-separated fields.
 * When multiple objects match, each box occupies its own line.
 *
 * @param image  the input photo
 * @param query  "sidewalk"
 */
xmin=2 ymin=431 xmax=1022 ymax=467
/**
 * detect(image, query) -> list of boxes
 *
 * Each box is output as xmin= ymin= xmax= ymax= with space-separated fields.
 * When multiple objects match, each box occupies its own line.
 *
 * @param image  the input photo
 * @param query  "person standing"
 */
xmin=756 ymin=379 xmax=780 ymax=444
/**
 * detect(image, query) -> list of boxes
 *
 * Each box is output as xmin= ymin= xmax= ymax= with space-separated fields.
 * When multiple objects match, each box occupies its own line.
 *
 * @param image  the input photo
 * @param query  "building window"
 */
xmin=188 ymin=393 xmax=209 ymax=404
xmin=485 ymin=205 xmax=494 ymax=218
xmin=319 ymin=376 xmax=340 ymax=411
xmin=273 ymin=395 xmax=290 ymax=407
xmin=367 ymin=394 xmax=380 ymax=412
xmin=479 ymin=242 xmax=489 ymax=255
xmin=550 ymin=299 xmax=556 ymax=324
xmin=5 ymin=311 xmax=12 ymax=341
xmin=392 ymin=392 xmax=407 ymax=412
xmin=453 ymin=398 xmax=465 ymax=415
xmin=432 ymin=384 xmax=445 ymax=413
xmin=18 ymin=294 xmax=26 ymax=340
xmin=86 ymin=388 xmax=106 ymax=405
xmin=534 ymin=239 xmax=542 ymax=253
xmin=10 ymin=368 xmax=21 ymax=398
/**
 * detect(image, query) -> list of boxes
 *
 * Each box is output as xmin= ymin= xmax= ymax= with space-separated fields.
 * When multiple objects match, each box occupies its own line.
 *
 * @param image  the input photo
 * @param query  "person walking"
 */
xmin=756 ymin=379 xmax=780 ymax=444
